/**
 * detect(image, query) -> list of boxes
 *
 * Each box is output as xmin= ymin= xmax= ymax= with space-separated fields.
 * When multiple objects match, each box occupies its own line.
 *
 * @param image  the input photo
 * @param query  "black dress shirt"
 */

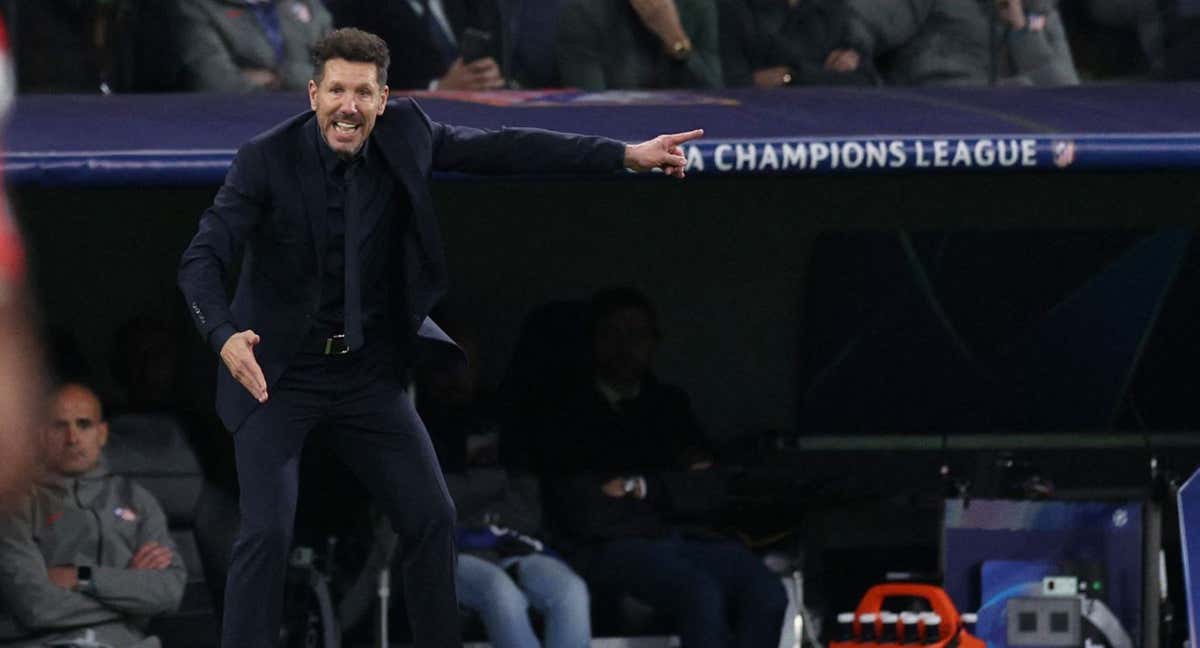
xmin=312 ymin=122 xmax=405 ymax=344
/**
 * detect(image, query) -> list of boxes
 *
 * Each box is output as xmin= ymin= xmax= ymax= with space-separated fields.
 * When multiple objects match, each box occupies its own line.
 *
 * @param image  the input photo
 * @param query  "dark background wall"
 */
xmin=14 ymin=169 xmax=1200 ymax=628
xmin=12 ymin=170 xmax=1200 ymax=440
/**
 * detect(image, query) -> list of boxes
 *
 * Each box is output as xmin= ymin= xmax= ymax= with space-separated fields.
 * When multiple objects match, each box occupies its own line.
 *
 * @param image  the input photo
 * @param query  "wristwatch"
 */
xmin=623 ymin=478 xmax=638 ymax=494
xmin=75 ymin=565 xmax=94 ymax=593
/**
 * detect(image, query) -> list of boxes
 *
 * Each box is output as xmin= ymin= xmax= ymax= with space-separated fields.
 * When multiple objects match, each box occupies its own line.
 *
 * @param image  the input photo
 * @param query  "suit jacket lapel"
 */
xmin=297 ymin=115 xmax=328 ymax=275
xmin=372 ymin=112 xmax=449 ymax=298
xmin=372 ymin=114 xmax=425 ymax=238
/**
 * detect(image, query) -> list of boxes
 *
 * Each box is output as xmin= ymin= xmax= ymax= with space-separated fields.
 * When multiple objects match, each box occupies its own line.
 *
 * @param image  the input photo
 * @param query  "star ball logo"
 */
xmin=1052 ymin=140 xmax=1076 ymax=168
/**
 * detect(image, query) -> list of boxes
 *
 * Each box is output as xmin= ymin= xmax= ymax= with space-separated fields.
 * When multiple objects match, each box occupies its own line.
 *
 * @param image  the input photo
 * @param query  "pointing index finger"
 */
xmin=664 ymin=129 xmax=704 ymax=146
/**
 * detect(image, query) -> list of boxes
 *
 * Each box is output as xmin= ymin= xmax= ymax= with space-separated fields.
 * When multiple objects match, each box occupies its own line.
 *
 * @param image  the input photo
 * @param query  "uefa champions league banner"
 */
xmin=10 ymin=87 xmax=1200 ymax=186
xmin=676 ymin=135 xmax=1200 ymax=175
xmin=11 ymin=134 xmax=1200 ymax=187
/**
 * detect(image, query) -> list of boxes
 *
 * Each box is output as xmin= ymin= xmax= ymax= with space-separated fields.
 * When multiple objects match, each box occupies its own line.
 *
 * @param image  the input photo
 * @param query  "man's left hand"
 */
xmin=624 ymin=129 xmax=704 ymax=178
xmin=47 ymin=566 xmax=77 ymax=590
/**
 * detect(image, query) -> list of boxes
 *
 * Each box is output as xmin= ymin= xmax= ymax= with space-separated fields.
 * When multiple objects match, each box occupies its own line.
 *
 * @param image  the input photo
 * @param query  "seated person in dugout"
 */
xmin=542 ymin=287 xmax=787 ymax=648
xmin=0 ymin=384 xmax=185 ymax=648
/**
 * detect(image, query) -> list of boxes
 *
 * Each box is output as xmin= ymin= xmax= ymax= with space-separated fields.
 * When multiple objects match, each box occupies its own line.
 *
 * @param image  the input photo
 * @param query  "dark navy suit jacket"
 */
xmin=178 ymin=97 xmax=626 ymax=432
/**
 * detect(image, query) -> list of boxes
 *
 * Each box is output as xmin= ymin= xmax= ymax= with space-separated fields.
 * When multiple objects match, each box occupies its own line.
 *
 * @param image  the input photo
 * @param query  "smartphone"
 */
xmin=459 ymin=27 xmax=493 ymax=64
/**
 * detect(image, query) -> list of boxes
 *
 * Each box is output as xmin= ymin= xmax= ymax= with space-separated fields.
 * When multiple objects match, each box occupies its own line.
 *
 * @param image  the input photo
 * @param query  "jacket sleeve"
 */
xmin=844 ymin=0 xmax=934 ymax=57
xmin=1005 ymin=10 xmax=1080 ymax=85
xmin=178 ymin=141 xmax=270 ymax=354
xmin=173 ymin=0 xmax=261 ymax=93
xmin=413 ymin=100 xmax=628 ymax=175
xmin=0 ymin=503 xmax=120 ymax=631
xmin=680 ymin=0 xmax=724 ymax=88
xmin=556 ymin=0 xmax=609 ymax=91
xmin=87 ymin=486 xmax=186 ymax=616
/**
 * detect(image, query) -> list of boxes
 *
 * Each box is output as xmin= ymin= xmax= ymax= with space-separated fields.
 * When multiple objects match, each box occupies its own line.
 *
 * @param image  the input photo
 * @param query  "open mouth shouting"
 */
xmin=325 ymin=115 xmax=367 ymax=154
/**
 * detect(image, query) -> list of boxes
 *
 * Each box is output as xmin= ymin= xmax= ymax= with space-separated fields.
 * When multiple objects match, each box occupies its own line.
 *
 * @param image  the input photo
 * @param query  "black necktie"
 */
xmin=420 ymin=0 xmax=459 ymax=68
xmin=343 ymin=160 xmax=363 ymax=350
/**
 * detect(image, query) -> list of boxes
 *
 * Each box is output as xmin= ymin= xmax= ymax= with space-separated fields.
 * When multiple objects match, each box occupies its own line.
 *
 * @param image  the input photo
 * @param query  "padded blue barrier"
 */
xmin=7 ymin=84 xmax=1200 ymax=186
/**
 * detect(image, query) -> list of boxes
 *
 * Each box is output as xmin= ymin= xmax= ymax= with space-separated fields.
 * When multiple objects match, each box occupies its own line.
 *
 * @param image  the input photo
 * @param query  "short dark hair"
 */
xmin=591 ymin=287 xmax=661 ymax=340
xmin=311 ymin=28 xmax=390 ymax=87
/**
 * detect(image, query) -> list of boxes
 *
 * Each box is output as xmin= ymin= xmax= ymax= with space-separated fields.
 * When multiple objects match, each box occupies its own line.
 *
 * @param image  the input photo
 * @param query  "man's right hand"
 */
xmin=220 ymin=330 xmax=268 ymax=403
xmin=128 ymin=542 xmax=174 ymax=570
xmin=439 ymin=57 xmax=505 ymax=91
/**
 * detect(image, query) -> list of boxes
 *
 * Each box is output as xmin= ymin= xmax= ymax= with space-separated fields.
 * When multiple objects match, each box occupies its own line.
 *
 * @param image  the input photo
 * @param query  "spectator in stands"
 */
xmin=717 ymin=0 xmax=877 ymax=87
xmin=542 ymin=288 xmax=785 ymax=648
xmin=419 ymin=319 xmax=591 ymax=648
xmin=839 ymin=0 xmax=1079 ymax=86
xmin=172 ymin=0 xmax=332 ymax=92
xmin=556 ymin=0 xmax=724 ymax=90
xmin=0 ymin=383 xmax=186 ymax=648
xmin=326 ymin=0 xmax=508 ymax=90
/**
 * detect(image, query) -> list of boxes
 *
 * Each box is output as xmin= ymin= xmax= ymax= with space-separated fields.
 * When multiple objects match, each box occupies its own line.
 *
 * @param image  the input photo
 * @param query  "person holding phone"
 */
xmin=327 ymin=0 xmax=509 ymax=90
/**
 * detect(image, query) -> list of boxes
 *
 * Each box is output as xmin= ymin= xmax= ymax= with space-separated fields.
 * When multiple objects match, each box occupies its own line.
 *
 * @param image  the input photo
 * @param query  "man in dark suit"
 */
xmin=177 ymin=27 xmax=700 ymax=648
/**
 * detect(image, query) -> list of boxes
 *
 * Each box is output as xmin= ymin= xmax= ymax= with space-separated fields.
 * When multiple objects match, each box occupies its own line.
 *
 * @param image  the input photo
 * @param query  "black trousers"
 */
xmin=221 ymin=344 xmax=460 ymax=647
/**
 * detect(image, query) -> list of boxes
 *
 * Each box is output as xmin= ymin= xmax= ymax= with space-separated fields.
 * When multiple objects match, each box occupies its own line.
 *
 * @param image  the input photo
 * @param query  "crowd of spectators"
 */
xmin=8 ymin=0 xmax=1189 ymax=95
